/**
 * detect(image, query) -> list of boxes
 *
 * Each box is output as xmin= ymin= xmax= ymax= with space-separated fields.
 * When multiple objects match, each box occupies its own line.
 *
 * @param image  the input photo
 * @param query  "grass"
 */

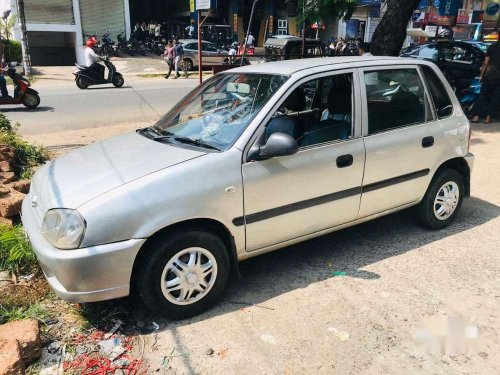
xmin=0 ymin=113 xmax=51 ymax=179
xmin=0 ymin=224 xmax=37 ymax=273
xmin=0 ymin=303 xmax=48 ymax=324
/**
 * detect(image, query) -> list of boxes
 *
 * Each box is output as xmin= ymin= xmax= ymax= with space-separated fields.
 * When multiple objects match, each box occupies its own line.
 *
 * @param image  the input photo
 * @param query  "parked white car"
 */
xmin=22 ymin=57 xmax=474 ymax=319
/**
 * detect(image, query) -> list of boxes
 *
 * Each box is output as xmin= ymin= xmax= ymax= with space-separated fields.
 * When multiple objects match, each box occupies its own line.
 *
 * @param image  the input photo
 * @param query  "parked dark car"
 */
xmin=401 ymin=40 xmax=485 ymax=92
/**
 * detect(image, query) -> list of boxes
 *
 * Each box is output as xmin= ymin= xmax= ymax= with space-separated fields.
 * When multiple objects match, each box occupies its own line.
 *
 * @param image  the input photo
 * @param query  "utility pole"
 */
xmin=14 ymin=0 xmax=31 ymax=76
xmin=240 ymin=0 xmax=258 ymax=66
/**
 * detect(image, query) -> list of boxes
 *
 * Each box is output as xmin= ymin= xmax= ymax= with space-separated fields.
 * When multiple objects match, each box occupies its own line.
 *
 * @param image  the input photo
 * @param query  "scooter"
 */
xmin=73 ymin=56 xmax=124 ymax=89
xmin=0 ymin=65 xmax=40 ymax=109
xmin=459 ymin=77 xmax=481 ymax=116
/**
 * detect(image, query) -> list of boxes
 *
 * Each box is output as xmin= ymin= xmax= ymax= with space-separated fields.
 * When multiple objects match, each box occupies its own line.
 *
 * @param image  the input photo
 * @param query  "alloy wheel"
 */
xmin=160 ymin=247 xmax=218 ymax=306
xmin=433 ymin=181 xmax=460 ymax=221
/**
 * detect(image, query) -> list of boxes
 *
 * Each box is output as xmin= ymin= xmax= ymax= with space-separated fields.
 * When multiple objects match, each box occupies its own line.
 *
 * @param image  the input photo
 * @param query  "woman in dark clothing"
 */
xmin=472 ymin=36 xmax=500 ymax=124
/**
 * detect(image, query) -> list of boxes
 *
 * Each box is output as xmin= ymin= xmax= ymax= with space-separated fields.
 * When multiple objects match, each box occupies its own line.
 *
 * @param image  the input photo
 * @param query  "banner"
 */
xmin=438 ymin=0 xmax=459 ymax=17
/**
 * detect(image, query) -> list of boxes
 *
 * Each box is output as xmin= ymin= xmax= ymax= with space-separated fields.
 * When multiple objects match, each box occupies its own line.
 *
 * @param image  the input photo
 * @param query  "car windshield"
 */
xmin=153 ymin=73 xmax=288 ymax=150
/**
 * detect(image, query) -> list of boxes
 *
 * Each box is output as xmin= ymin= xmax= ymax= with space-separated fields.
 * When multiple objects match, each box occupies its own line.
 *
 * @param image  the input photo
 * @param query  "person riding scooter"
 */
xmin=0 ymin=40 xmax=12 ymax=99
xmin=85 ymin=38 xmax=105 ymax=78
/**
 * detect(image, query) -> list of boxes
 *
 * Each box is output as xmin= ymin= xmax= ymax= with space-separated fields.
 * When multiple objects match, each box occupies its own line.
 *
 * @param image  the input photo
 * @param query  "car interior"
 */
xmin=365 ymin=70 xmax=426 ymax=134
xmin=264 ymin=74 xmax=353 ymax=148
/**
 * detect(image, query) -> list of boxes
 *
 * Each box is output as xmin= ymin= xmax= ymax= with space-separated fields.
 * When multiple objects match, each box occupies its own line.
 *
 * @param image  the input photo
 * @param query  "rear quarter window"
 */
xmin=421 ymin=65 xmax=453 ymax=118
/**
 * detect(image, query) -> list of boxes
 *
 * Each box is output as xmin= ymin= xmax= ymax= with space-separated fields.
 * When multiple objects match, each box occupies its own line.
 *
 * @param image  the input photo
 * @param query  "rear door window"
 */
xmin=364 ymin=68 xmax=427 ymax=135
xmin=421 ymin=65 xmax=453 ymax=118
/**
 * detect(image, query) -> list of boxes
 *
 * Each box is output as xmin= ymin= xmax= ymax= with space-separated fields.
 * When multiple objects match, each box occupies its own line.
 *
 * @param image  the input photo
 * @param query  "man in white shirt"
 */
xmin=246 ymin=32 xmax=255 ymax=47
xmin=84 ymin=38 xmax=104 ymax=78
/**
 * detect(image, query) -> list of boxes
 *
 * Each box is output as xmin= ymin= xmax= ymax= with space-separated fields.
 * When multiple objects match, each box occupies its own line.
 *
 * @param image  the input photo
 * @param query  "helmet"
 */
xmin=86 ymin=39 xmax=96 ymax=48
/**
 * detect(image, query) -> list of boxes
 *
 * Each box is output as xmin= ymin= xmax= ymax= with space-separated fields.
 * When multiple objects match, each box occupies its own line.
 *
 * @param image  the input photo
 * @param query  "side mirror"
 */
xmin=250 ymin=132 xmax=299 ymax=161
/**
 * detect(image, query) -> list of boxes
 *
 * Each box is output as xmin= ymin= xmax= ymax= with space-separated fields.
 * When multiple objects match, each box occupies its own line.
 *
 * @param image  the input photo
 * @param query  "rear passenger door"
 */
xmin=358 ymin=66 xmax=446 ymax=218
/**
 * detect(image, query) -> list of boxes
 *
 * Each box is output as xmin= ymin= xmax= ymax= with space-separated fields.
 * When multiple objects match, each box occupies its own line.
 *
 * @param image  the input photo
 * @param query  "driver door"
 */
xmin=240 ymin=71 xmax=366 ymax=251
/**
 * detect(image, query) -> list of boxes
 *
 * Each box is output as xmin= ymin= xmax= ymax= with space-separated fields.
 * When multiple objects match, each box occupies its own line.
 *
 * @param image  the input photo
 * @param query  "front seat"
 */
xmin=265 ymin=87 xmax=306 ymax=141
xmin=300 ymin=87 xmax=351 ymax=146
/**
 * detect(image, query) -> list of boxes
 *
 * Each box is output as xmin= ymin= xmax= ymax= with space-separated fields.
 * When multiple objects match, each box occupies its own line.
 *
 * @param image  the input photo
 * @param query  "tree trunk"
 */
xmin=371 ymin=0 xmax=421 ymax=56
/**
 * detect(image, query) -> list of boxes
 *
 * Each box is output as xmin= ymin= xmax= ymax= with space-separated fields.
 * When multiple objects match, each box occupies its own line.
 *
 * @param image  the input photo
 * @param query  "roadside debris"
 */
xmin=260 ymin=334 xmax=277 ymax=344
xmin=161 ymin=348 xmax=188 ymax=368
xmin=99 ymin=337 xmax=127 ymax=360
xmin=205 ymin=348 xmax=214 ymax=356
xmin=217 ymin=348 xmax=229 ymax=359
xmin=331 ymin=271 xmax=347 ymax=277
xmin=103 ymin=319 xmax=124 ymax=339
xmin=328 ymin=327 xmax=351 ymax=342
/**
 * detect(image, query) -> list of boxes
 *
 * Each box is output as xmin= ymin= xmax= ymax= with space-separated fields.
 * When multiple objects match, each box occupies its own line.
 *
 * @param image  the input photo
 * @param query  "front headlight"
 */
xmin=41 ymin=209 xmax=86 ymax=250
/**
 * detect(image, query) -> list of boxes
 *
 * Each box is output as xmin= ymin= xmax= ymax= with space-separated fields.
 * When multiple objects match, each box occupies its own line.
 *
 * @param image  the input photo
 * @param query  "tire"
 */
xmin=182 ymin=58 xmax=193 ymax=71
xmin=112 ymin=75 xmax=124 ymax=88
xmin=417 ymin=169 xmax=464 ymax=230
xmin=76 ymin=76 xmax=90 ymax=89
xmin=136 ymin=229 xmax=230 ymax=319
xmin=22 ymin=89 xmax=40 ymax=109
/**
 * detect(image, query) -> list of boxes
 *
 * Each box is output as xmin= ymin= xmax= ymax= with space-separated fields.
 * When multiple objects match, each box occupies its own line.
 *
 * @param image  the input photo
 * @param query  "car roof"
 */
xmin=226 ymin=56 xmax=423 ymax=76
xmin=179 ymin=39 xmax=212 ymax=44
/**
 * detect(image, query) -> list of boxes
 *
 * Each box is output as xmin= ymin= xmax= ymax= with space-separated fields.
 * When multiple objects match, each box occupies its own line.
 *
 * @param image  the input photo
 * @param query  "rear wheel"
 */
xmin=136 ymin=229 xmax=230 ymax=319
xmin=22 ymin=90 xmax=40 ymax=109
xmin=112 ymin=75 xmax=124 ymax=88
xmin=417 ymin=169 xmax=464 ymax=229
xmin=76 ymin=76 xmax=90 ymax=89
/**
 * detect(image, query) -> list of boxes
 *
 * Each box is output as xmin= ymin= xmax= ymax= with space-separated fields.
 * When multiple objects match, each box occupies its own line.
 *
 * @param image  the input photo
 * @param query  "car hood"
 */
xmin=31 ymin=132 xmax=205 ymax=210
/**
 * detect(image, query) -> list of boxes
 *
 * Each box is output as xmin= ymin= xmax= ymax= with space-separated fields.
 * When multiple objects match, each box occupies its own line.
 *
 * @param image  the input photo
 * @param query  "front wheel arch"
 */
xmin=131 ymin=218 xmax=240 ymax=290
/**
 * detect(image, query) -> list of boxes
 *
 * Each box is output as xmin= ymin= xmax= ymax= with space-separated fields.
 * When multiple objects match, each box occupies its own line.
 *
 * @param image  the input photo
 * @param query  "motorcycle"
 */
xmin=0 ymin=64 xmax=40 ymax=109
xmin=73 ymin=56 xmax=124 ymax=89
xmin=459 ymin=77 xmax=481 ymax=116
xmin=99 ymin=31 xmax=116 ymax=56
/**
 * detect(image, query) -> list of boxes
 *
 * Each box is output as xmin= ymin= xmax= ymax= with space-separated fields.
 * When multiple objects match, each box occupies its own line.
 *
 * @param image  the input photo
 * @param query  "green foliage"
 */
xmin=0 ymin=303 xmax=47 ymax=324
xmin=3 ymin=40 xmax=22 ymax=64
xmin=0 ymin=112 xmax=13 ymax=132
xmin=0 ymin=224 xmax=36 ymax=272
xmin=297 ymin=0 xmax=357 ymax=26
xmin=0 ymin=14 xmax=17 ymax=40
xmin=0 ymin=114 xmax=51 ymax=179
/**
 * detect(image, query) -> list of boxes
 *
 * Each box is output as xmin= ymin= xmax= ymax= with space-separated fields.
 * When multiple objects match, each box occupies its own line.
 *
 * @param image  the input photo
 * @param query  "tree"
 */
xmin=371 ymin=0 xmax=422 ymax=56
xmin=296 ymin=0 xmax=358 ymax=28
xmin=0 ymin=14 xmax=17 ymax=40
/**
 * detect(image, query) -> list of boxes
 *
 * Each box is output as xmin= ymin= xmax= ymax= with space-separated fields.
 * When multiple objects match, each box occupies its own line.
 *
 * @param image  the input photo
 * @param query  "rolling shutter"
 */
xmin=79 ymin=0 xmax=126 ymax=43
xmin=24 ymin=0 xmax=74 ymax=24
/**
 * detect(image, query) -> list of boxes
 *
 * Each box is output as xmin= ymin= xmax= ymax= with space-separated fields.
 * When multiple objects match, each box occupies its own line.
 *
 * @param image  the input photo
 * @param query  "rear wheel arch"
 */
xmin=432 ymin=157 xmax=471 ymax=197
xmin=131 ymin=218 xmax=240 ymax=289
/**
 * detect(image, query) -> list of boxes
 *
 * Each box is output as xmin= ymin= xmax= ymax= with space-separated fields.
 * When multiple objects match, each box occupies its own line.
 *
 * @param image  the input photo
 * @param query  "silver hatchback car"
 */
xmin=22 ymin=57 xmax=474 ymax=319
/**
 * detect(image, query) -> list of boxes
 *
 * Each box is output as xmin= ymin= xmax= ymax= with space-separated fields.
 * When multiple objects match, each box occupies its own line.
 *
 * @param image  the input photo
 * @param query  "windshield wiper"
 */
xmin=137 ymin=126 xmax=169 ymax=138
xmin=172 ymin=136 xmax=222 ymax=151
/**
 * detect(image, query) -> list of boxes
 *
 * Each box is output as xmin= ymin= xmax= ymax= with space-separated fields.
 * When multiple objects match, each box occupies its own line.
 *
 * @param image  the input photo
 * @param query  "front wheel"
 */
xmin=22 ymin=89 xmax=40 ymax=109
xmin=136 ymin=229 xmax=230 ymax=319
xmin=417 ymin=169 xmax=464 ymax=229
xmin=76 ymin=76 xmax=90 ymax=89
xmin=182 ymin=58 xmax=193 ymax=71
xmin=112 ymin=74 xmax=124 ymax=88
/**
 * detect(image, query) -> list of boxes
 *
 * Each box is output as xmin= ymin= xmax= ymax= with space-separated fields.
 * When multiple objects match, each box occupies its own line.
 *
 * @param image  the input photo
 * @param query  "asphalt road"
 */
xmin=1 ymin=78 xmax=198 ymax=135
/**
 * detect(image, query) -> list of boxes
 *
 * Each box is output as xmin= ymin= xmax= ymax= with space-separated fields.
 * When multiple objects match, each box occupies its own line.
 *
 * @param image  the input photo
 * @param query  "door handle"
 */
xmin=336 ymin=154 xmax=353 ymax=168
xmin=422 ymin=136 xmax=434 ymax=148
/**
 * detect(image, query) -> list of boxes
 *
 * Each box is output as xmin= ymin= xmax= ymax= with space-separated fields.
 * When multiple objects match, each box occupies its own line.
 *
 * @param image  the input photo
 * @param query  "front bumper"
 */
xmin=464 ymin=152 xmax=474 ymax=172
xmin=21 ymin=198 xmax=146 ymax=303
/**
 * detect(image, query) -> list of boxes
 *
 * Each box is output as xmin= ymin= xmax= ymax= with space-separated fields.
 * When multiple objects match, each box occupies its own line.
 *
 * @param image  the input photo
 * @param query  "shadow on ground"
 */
xmin=79 ymin=196 xmax=499 ymax=335
xmin=0 ymin=106 xmax=54 ymax=113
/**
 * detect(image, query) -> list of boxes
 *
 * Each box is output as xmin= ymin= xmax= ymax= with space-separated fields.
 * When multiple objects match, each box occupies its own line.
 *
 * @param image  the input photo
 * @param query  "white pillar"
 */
xmin=124 ymin=0 xmax=131 ymax=40
xmin=72 ymin=0 xmax=85 ymax=64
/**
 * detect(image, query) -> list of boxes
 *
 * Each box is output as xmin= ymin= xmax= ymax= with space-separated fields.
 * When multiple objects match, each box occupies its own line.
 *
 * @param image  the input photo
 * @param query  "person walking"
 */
xmin=163 ymin=40 xmax=175 ymax=79
xmin=471 ymin=36 xmax=500 ymax=124
xmin=359 ymin=42 xmax=372 ymax=56
xmin=173 ymin=39 xmax=188 ymax=79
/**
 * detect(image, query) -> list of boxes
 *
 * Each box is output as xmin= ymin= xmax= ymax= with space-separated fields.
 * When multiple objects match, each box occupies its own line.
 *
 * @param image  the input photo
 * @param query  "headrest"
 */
xmin=284 ymin=88 xmax=306 ymax=112
xmin=327 ymin=87 xmax=351 ymax=114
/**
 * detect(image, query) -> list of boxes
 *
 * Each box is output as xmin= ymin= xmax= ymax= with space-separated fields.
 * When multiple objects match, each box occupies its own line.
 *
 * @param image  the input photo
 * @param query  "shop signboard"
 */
xmin=438 ymin=0 xmax=459 ymax=17
xmin=437 ymin=15 xmax=456 ymax=26
xmin=456 ymin=10 xmax=471 ymax=24
xmin=195 ymin=0 xmax=216 ymax=10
